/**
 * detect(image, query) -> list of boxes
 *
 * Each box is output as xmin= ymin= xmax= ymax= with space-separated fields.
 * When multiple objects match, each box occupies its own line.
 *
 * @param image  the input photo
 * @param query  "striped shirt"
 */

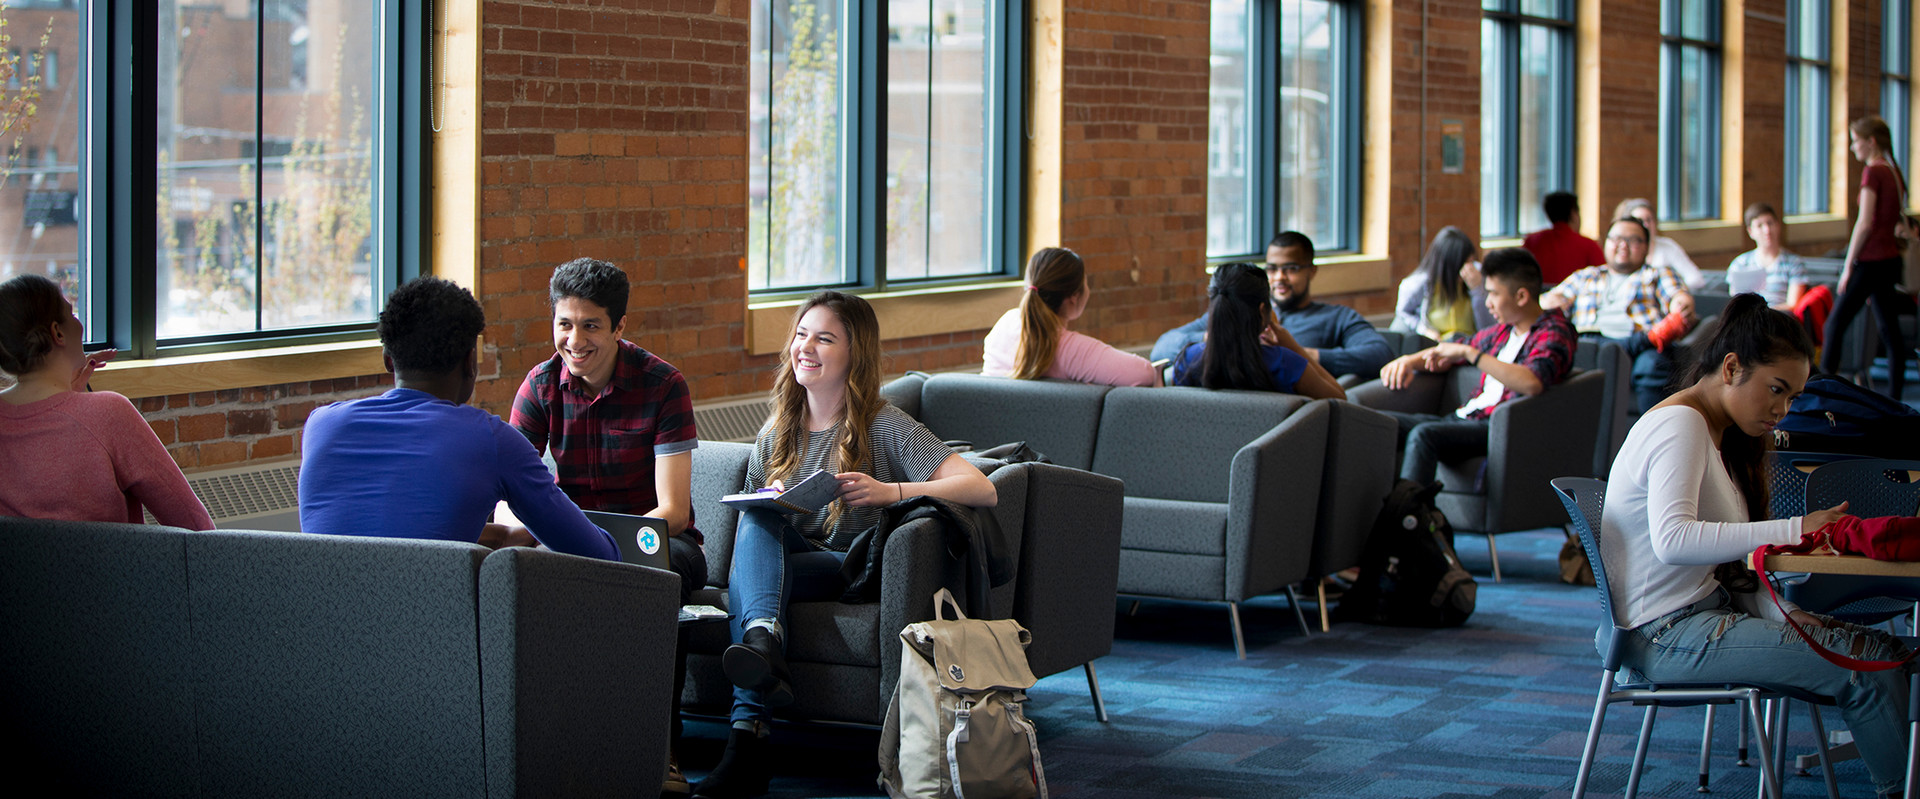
xmin=746 ymin=402 xmax=951 ymax=551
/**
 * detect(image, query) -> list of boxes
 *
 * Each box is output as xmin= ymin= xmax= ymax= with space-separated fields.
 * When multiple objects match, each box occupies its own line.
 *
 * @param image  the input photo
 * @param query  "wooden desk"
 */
xmin=1748 ymin=552 xmax=1920 ymax=578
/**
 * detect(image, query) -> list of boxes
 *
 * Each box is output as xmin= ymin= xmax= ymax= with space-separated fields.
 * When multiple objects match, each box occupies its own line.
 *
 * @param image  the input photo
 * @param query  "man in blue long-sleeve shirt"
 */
xmin=299 ymin=276 xmax=619 ymax=562
xmin=1151 ymin=231 xmax=1394 ymax=380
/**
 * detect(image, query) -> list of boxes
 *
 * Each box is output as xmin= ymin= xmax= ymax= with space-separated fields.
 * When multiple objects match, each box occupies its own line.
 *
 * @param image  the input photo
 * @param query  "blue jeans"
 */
xmin=1376 ymin=409 xmax=1490 ymax=488
xmin=725 ymin=508 xmax=847 ymax=725
xmin=1618 ymin=590 xmax=1912 ymax=794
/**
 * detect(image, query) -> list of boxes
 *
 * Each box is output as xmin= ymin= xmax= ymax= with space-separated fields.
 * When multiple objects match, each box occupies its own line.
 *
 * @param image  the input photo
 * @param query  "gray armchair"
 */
xmin=1348 ymin=367 xmax=1606 ymax=581
xmin=1572 ymin=337 xmax=1632 ymax=479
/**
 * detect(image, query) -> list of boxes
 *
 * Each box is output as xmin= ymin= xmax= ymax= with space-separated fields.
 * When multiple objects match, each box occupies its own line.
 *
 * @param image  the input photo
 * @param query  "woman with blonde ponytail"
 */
xmin=697 ymin=290 xmax=996 ymax=799
xmin=982 ymin=247 xmax=1157 ymax=386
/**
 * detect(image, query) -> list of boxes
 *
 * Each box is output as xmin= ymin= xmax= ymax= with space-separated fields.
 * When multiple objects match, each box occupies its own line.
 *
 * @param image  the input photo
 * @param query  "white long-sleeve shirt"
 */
xmin=1600 ymin=405 xmax=1802 ymax=628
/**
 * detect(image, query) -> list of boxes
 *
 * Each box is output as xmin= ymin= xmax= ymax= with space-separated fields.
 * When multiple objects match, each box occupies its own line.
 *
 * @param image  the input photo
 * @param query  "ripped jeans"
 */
xmin=1619 ymin=589 xmax=1913 ymax=795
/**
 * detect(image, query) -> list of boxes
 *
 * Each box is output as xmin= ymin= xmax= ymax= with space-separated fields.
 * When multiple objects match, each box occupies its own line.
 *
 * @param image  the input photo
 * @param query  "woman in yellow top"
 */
xmin=1392 ymin=226 xmax=1492 ymax=343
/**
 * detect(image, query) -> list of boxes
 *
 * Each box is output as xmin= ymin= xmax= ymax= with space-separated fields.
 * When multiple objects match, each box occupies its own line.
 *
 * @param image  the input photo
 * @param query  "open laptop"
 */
xmin=582 ymin=510 xmax=672 ymax=572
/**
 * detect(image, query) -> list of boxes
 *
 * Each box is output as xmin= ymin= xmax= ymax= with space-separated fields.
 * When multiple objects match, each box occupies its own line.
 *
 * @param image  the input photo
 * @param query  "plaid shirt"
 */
xmin=1545 ymin=264 xmax=1689 ymax=334
xmin=1459 ymin=308 xmax=1577 ymax=420
xmin=510 ymin=339 xmax=701 ymax=542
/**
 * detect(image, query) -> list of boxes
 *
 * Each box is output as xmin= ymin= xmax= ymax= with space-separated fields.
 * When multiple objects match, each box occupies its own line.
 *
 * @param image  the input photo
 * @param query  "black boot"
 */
xmin=691 ymin=727 xmax=770 ymax=799
xmin=722 ymin=626 xmax=794 ymax=708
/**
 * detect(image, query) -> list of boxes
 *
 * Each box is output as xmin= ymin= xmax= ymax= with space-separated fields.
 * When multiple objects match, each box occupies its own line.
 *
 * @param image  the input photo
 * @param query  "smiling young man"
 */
xmin=1372 ymin=248 xmax=1576 ymax=487
xmin=1150 ymin=231 xmax=1393 ymax=379
xmin=507 ymin=257 xmax=706 ymax=794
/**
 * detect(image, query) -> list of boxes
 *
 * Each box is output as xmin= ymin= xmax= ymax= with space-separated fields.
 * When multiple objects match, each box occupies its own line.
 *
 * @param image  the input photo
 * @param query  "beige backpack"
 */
xmin=878 ymin=588 xmax=1047 ymax=799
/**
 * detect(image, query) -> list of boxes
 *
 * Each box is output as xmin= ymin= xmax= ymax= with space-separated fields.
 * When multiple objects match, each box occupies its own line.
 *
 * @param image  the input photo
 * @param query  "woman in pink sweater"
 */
xmin=0 ymin=274 xmax=213 ymax=529
xmin=982 ymin=247 xmax=1158 ymax=386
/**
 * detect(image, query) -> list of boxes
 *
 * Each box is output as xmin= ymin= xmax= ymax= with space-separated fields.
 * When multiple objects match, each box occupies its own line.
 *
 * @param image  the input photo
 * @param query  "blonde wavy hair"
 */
xmin=764 ymin=290 xmax=884 ymax=536
xmin=1011 ymin=247 xmax=1085 ymax=380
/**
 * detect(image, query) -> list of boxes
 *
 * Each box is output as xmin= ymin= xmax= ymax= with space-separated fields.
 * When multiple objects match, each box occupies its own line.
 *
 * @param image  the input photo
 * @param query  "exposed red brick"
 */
xmin=177 ymin=412 xmax=226 ymax=442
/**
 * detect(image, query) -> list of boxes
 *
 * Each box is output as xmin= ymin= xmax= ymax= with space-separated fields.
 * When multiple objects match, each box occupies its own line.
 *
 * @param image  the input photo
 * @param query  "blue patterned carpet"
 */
xmin=683 ymin=529 xmax=1893 ymax=798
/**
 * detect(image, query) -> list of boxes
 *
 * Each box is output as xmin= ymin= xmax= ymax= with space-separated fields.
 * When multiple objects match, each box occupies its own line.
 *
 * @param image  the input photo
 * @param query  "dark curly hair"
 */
xmin=549 ymin=258 xmax=630 ymax=327
xmin=0 ymin=273 xmax=69 ymax=375
xmin=378 ymin=277 xmax=486 ymax=374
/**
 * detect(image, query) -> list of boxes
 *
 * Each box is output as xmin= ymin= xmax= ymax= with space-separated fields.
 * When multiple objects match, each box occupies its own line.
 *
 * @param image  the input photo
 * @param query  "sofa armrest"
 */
xmin=1347 ymin=373 xmax=1446 ymax=415
xmin=1010 ymin=463 xmax=1125 ymax=678
xmin=479 ymin=549 xmax=681 ymax=798
xmin=1484 ymin=369 xmax=1605 ymax=532
xmin=876 ymin=516 xmax=964 ymax=713
xmin=880 ymin=372 xmax=928 ymax=419
xmin=1224 ymin=399 xmax=1330 ymax=602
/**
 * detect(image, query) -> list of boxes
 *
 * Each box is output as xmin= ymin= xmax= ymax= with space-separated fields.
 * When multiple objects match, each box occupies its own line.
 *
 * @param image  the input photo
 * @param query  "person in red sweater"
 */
xmin=0 ymin=273 xmax=213 ymax=529
xmin=1522 ymin=191 xmax=1605 ymax=285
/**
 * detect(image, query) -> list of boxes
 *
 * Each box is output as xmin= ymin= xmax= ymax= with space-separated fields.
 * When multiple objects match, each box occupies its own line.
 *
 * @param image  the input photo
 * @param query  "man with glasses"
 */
xmin=1151 ymin=231 xmax=1394 ymax=380
xmin=1542 ymin=217 xmax=1698 ymax=413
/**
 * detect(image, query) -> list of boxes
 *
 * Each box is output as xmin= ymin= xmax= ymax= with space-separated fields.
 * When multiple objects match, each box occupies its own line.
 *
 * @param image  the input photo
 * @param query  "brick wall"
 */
xmin=118 ymin=0 xmax=1901 ymax=469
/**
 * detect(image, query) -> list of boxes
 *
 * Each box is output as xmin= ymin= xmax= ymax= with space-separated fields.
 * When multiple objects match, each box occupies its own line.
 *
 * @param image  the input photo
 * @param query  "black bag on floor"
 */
xmin=1772 ymin=374 xmax=1920 ymax=458
xmin=1334 ymin=479 xmax=1476 ymax=627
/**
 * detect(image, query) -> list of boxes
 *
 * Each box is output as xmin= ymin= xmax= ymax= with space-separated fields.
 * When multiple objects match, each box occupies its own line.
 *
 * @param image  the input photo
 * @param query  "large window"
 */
xmin=1784 ymin=0 xmax=1830 ymax=215
xmin=1205 ymin=0 xmax=1360 ymax=259
xmin=747 ymin=1 xmax=1021 ymax=294
xmin=1658 ymin=0 xmax=1721 ymax=222
xmin=1480 ymin=0 xmax=1574 ymax=239
xmin=1884 ymin=0 xmax=1911 ymax=176
xmin=0 ymin=1 xmax=423 ymax=359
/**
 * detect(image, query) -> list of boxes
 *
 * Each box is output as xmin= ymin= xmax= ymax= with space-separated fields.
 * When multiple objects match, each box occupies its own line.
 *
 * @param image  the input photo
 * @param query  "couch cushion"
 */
xmin=1092 ymin=387 xmax=1307 ymax=502
xmin=1118 ymin=549 xmax=1226 ymax=602
xmin=692 ymin=442 xmax=754 ymax=589
xmin=183 ymin=529 xmax=489 ymax=798
xmin=1119 ymin=497 xmax=1228 ymax=556
xmin=919 ymin=374 xmax=1110 ymax=471
xmin=0 ymin=517 xmax=199 ymax=796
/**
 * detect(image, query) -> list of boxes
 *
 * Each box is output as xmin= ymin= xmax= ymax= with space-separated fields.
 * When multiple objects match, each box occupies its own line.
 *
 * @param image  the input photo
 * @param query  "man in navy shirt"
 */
xmin=1151 ymin=231 xmax=1394 ymax=380
xmin=298 ymin=277 xmax=618 ymax=561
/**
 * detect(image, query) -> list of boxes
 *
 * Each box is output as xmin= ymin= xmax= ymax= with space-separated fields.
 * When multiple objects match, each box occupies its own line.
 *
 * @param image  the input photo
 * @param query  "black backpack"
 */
xmin=1334 ymin=479 xmax=1477 ymax=627
xmin=1773 ymin=374 xmax=1920 ymax=458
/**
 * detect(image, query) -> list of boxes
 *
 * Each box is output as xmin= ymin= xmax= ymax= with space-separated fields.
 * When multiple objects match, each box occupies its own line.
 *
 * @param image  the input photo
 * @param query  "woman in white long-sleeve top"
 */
xmin=1600 ymin=292 xmax=1910 ymax=798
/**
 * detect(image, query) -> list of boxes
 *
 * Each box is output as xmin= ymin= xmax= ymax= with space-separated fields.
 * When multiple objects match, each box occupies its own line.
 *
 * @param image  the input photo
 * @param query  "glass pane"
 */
xmin=156 ymin=0 xmax=381 ymax=339
xmin=1206 ymin=0 xmax=1252 ymax=257
xmin=1678 ymin=0 xmax=1716 ymax=43
xmin=259 ymin=0 xmax=380 ymax=331
xmin=1885 ymin=78 xmax=1910 ymax=179
xmin=157 ymin=1 xmax=259 ymax=337
xmin=749 ymin=0 xmax=845 ymax=290
xmin=1886 ymin=0 xmax=1910 ymax=77
xmin=888 ymin=0 xmax=989 ymax=281
xmin=1479 ymin=18 xmax=1506 ymax=237
xmin=1519 ymin=0 xmax=1564 ymax=21
xmin=1277 ymin=0 xmax=1336 ymax=249
xmin=1790 ymin=63 xmax=1828 ymax=214
xmin=1677 ymin=44 xmax=1716 ymax=220
xmin=1790 ymin=0 xmax=1827 ymax=60
xmin=0 ymin=2 xmax=87 ymax=338
xmin=1515 ymin=23 xmax=1562 ymax=234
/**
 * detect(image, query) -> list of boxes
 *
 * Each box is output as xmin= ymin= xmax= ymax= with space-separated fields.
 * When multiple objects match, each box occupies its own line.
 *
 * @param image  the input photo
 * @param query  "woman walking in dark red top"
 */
xmin=1820 ymin=115 xmax=1912 ymax=399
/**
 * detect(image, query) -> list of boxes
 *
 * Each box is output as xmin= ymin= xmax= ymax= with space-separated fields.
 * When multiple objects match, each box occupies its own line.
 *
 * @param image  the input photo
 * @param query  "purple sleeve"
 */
xmin=494 ymin=419 xmax=619 ymax=561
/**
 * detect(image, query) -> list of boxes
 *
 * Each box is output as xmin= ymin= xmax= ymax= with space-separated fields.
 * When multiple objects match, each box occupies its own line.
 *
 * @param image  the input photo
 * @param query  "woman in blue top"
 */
xmin=1171 ymin=262 xmax=1346 ymax=399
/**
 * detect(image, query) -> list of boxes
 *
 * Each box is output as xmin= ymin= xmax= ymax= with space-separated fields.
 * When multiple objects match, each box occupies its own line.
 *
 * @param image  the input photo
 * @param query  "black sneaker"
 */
xmin=722 ymin=627 xmax=794 ymax=708
xmin=692 ymin=728 xmax=770 ymax=799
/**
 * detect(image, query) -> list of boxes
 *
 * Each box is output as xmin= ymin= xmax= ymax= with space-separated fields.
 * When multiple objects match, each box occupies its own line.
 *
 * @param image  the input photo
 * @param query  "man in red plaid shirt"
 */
xmin=509 ymin=257 xmax=706 ymax=794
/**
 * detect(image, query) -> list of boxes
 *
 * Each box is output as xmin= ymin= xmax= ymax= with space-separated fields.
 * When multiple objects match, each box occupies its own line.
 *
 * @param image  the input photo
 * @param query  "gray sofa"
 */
xmin=683 ymin=440 xmax=1125 ymax=724
xmin=1348 ymin=367 xmax=1606 ymax=581
xmin=880 ymin=373 xmax=1398 ymax=654
xmin=0 ymin=516 xmax=681 ymax=799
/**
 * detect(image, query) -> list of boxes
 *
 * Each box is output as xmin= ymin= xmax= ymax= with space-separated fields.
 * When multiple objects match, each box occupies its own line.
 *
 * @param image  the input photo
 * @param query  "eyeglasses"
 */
xmin=1265 ymin=263 xmax=1311 ymax=275
xmin=1604 ymin=236 xmax=1647 ymax=246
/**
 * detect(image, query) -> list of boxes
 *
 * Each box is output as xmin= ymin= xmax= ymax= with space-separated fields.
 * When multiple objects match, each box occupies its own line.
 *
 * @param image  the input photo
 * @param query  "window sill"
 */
xmin=1306 ymin=253 xmax=1394 ymax=296
xmin=88 ymin=339 xmax=386 ymax=400
xmin=1778 ymin=213 xmax=1851 ymax=244
xmin=746 ymin=281 xmax=1026 ymax=355
xmin=1658 ymin=219 xmax=1747 ymax=253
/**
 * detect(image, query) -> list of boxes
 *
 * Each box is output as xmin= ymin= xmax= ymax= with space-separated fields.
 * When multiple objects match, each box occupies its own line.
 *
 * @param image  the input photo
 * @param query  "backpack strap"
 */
xmin=934 ymin=587 xmax=966 ymax=621
xmin=1753 ymin=544 xmax=1916 ymax=672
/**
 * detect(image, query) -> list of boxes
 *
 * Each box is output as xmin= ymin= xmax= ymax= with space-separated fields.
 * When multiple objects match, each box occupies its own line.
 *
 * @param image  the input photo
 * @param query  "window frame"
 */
xmin=1783 ymin=0 xmax=1831 ymax=216
xmin=1205 ymin=0 xmax=1362 ymax=262
xmin=86 ymin=0 xmax=429 ymax=360
xmin=1657 ymin=0 xmax=1723 ymax=223
xmin=747 ymin=0 xmax=1025 ymax=299
xmin=1479 ymin=0 xmax=1576 ymax=240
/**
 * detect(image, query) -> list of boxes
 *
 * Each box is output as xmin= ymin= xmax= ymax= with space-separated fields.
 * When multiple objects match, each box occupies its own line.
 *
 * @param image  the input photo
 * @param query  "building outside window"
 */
xmin=1784 ymin=0 xmax=1830 ymax=215
xmin=1480 ymin=0 xmax=1574 ymax=239
xmin=1659 ymin=0 xmax=1721 ymax=222
xmin=1884 ymin=0 xmax=1911 ymax=179
xmin=0 ymin=1 xmax=422 ymax=358
xmin=1205 ymin=0 xmax=1359 ymax=259
xmin=746 ymin=0 xmax=1020 ymax=294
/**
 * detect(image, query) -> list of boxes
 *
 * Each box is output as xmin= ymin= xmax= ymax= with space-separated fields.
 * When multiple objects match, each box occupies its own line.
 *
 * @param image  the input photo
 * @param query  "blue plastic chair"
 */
xmin=1552 ymin=477 xmax=1839 ymax=799
xmin=1766 ymin=451 xmax=1868 ymax=522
